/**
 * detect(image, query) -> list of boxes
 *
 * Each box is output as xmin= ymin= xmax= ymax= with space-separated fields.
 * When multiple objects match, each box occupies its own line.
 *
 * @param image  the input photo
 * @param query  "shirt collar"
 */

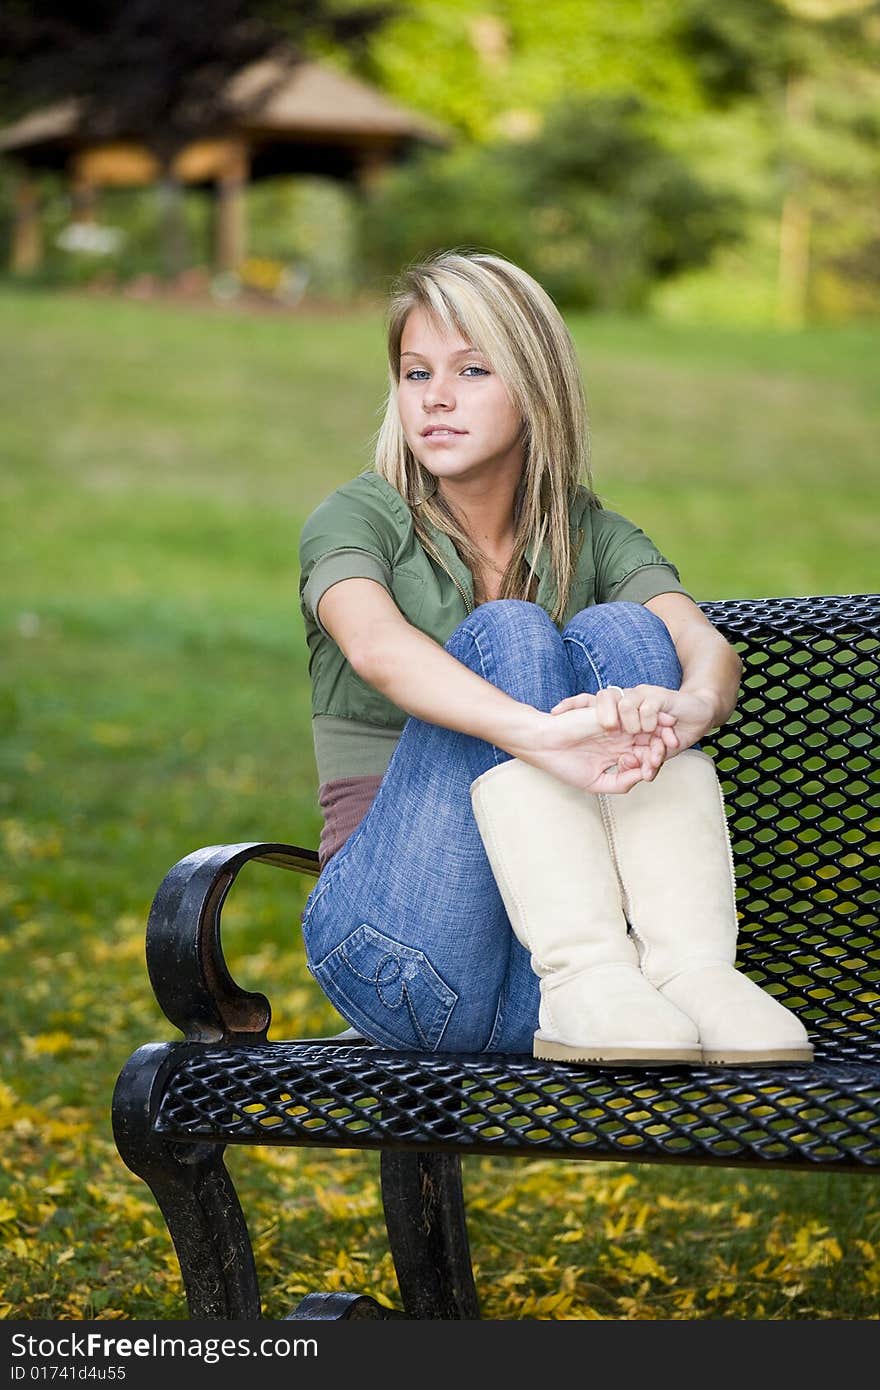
xmin=422 ymin=489 xmax=588 ymax=611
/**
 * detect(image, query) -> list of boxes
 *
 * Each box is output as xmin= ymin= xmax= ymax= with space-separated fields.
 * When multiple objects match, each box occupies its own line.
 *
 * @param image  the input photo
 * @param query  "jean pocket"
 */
xmin=312 ymin=923 xmax=458 ymax=1051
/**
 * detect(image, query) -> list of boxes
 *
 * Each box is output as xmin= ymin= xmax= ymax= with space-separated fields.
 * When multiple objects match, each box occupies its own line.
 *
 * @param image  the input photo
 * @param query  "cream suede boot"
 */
xmin=470 ymin=758 xmax=701 ymax=1065
xmin=600 ymin=749 xmax=814 ymax=1066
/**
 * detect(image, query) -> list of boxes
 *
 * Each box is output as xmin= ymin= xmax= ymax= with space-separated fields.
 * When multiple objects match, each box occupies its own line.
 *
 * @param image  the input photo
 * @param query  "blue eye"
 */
xmin=404 ymin=366 xmax=489 ymax=380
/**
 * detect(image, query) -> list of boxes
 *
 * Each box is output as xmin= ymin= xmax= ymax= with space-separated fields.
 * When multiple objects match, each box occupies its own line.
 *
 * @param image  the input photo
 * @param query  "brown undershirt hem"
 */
xmin=317 ymin=774 xmax=383 ymax=870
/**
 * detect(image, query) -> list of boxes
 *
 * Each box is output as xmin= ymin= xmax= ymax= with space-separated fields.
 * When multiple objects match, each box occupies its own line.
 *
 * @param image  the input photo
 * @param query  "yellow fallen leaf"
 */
xmin=629 ymin=1250 xmax=673 ymax=1283
xmin=615 ymin=1248 xmax=674 ymax=1284
xmin=706 ymin=1282 xmax=736 ymax=1301
xmin=25 ymin=1031 xmax=74 ymax=1057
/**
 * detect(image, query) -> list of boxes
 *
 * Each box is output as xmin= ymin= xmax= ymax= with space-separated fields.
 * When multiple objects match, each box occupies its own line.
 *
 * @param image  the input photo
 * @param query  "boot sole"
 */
xmin=701 ymin=1046 xmax=815 ymax=1066
xmin=534 ymin=1037 xmax=702 ymax=1065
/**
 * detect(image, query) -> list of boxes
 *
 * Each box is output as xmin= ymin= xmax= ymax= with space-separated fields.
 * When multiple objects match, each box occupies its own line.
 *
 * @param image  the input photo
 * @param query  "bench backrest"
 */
xmin=700 ymin=595 xmax=879 ymax=1053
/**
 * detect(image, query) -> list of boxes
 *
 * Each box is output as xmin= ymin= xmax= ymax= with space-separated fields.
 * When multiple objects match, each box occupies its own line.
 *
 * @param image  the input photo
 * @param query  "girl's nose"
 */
xmin=422 ymin=374 xmax=455 ymax=408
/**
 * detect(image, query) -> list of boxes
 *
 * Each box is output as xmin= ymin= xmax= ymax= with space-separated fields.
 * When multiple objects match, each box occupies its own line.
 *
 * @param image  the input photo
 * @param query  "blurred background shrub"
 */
xmin=358 ymin=92 xmax=743 ymax=312
xmin=0 ymin=0 xmax=877 ymax=324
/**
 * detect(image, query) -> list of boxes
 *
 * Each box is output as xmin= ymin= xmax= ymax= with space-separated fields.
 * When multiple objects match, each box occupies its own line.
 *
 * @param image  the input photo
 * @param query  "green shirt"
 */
xmin=299 ymin=471 xmax=690 ymax=783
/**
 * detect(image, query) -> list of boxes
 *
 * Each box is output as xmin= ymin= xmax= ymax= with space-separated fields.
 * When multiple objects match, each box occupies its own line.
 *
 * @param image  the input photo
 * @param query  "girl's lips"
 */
xmin=422 ymin=429 xmax=466 ymax=441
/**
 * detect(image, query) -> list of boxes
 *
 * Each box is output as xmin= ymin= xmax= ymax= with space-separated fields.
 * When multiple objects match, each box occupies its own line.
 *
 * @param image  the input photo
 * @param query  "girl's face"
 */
xmin=397 ymin=307 xmax=525 ymax=490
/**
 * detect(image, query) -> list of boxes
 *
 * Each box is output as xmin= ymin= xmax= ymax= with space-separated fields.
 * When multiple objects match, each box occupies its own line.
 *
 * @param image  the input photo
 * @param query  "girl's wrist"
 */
xmin=496 ymin=703 xmax=548 ymax=760
xmin=681 ymin=685 xmax=726 ymax=731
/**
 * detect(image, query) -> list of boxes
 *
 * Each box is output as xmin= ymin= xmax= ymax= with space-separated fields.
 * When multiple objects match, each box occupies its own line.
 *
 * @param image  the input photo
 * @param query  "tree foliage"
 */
xmin=0 ymin=0 xmax=876 ymax=319
xmin=360 ymin=92 xmax=740 ymax=311
xmin=0 ymin=0 xmax=398 ymax=276
xmin=359 ymin=0 xmax=880 ymax=320
xmin=0 ymin=1 xmax=398 ymax=156
xmin=676 ymin=0 xmax=880 ymax=319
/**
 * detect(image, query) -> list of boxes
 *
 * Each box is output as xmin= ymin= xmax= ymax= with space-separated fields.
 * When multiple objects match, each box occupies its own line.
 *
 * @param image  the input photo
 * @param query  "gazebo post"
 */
xmin=214 ymin=141 xmax=249 ymax=273
xmin=70 ymin=171 xmax=98 ymax=226
xmin=0 ymin=58 xmax=449 ymax=281
xmin=10 ymin=177 xmax=42 ymax=272
xmin=355 ymin=145 xmax=390 ymax=192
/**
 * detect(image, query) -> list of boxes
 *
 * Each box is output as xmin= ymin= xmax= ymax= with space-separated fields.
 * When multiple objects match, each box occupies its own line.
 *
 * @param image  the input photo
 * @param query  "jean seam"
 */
xmin=482 ymin=989 xmax=507 ymax=1052
xmin=401 ymin=984 xmax=433 ymax=1049
xmin=301 ymin=860 xmax=343 ymax=925
xmin=314 ymin=977 xmax=418 ymax=1050
xmin=457 ymin=625 xmax=505 ymax=767
xmin=315 ymin=958 xmax=453 ymax=1052
xmin=562 ymin=632 xmax=606 ymax=691
xmin=316 ymin=923 xmax=458 ymax=1032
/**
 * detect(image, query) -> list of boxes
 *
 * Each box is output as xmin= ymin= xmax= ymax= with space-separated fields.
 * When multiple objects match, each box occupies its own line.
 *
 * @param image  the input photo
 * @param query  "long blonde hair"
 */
xmin=372 ymin=249 xmax=598 ymax=625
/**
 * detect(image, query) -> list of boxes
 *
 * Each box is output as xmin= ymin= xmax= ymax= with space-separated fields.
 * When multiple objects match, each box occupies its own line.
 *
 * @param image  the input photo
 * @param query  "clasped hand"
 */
xmin=525 ymin=685 xmax=716 ymax=796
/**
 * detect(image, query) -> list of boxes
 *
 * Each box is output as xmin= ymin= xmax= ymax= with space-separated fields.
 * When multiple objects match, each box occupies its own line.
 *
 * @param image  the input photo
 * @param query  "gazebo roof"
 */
xmin=228 ymin=56 xmax=447 ymax=142
xmin=0 ymin=54 xmax=450 ymax=163
xmin=0 ymin=98 xmax=80 ymax=154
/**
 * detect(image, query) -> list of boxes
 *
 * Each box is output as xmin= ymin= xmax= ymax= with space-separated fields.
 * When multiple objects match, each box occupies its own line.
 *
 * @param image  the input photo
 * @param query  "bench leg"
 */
xmin=286 ymin=1292 xmax=404 ymax=1319
xmin=113 ymin=1044 xmax=261 ymax=1319
xmin=380 ymin=1151 xmax=480 ymax=1319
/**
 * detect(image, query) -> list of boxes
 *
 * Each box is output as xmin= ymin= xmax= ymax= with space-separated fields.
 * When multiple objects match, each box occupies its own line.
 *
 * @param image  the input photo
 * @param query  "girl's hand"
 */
xmin=550 ymin=685 xmax=715 ymax=755
xmin=515 ymin=701 xmax=679 ymax=795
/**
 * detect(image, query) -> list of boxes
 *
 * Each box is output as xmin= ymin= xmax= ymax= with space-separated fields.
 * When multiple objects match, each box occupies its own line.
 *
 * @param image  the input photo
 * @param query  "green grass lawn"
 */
xmin=0 ymin=287 xmax=878 ymax=1320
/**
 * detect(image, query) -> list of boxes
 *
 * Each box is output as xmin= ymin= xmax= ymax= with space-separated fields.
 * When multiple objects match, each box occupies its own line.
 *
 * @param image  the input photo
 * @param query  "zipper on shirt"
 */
xmin=446 ymin=563 xmax=474 ymax=615
xmin=420 ymin=533 xmax=474 ymax=615
xmin=434 ymin=546 xmax=544 ymax=615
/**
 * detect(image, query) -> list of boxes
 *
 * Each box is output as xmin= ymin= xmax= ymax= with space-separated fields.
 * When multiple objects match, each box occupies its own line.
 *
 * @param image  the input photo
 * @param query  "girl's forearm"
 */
xmin=678 ymin=630 xmax=743 ymax=728
xmin=354 ymin=617 xmax=546 ymax=754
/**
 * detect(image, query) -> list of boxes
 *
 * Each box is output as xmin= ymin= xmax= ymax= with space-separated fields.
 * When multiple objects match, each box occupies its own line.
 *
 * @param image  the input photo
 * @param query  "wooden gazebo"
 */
xmin=0 ymin=54 xmax=450 ymax=272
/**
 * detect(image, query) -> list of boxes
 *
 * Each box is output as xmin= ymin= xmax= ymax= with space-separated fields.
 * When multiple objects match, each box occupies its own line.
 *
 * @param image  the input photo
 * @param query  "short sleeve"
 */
xmin=591 ymin=507 xmax=692 ymax=606
xmin=299 ymin=478 xmax=397 ymax=637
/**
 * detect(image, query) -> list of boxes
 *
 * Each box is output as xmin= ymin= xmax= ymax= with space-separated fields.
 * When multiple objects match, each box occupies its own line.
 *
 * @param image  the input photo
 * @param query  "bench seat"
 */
xmin=112 ymin=593 xmax=880 ymax=1320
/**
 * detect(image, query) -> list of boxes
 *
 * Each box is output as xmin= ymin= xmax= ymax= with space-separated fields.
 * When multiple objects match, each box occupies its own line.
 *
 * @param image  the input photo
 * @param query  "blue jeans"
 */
xmin=300 ymin=599 xmax=683 ymax=1055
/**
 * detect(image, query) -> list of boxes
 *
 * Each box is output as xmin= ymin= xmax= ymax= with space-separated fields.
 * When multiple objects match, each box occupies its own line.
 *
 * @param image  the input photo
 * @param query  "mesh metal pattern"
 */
xmin=699 ymin=595 xmax=879 ymax=1043
xmin=155 ymin=1040 xmax=880 ymax=1170
xmin=155 ymin=594 xmax=880 ymax=1173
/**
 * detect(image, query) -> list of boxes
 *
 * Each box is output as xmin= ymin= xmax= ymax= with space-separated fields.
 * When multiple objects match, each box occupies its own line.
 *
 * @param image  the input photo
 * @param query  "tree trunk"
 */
xmin=213 ymin=142 xmax=249 ymax=273
xmin=777 ymin=75 xmax=814 ymax=329
xmin=11 ymin=178 xmax=42 ymax=273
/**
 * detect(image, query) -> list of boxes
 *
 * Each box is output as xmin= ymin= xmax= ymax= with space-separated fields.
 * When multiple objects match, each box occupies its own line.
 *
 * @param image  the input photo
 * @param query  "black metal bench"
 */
xmin=112 ymin=593 xmax=880 ymax=1320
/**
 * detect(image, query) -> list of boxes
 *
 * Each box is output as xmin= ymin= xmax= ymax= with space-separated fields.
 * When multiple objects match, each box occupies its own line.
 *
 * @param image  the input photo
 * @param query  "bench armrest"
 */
xmin=146 ymin=841 xmax=320 ymax=1043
